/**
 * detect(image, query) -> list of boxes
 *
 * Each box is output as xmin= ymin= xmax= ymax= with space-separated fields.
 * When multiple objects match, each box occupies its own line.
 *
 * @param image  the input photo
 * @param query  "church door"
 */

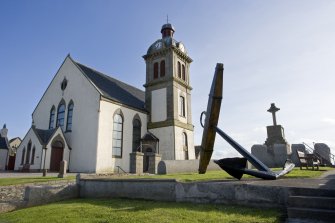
xmin=50 ymin=142 xmax=64 ymax=172
xmin=7 ymin=155 xmax=16 ymax=170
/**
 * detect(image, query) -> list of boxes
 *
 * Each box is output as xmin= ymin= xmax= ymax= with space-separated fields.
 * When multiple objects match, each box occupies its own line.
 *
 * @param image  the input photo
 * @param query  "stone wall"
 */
xmin=78 ymin=175 xmax=288 ymax=208
xmin=0 ymin=180 xmax=76 ymax=213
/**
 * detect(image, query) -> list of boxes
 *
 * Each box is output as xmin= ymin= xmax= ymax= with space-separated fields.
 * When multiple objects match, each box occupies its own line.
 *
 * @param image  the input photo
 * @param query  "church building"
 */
xmin=14 ymin=23 xmax=195 ymax=173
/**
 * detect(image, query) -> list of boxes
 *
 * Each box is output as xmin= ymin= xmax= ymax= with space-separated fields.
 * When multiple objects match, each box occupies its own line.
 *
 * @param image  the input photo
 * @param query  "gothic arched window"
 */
xmin=31 ymin=146 xmax=35 ymax=164
xmin=182 ymin=65 xmax=186 ymax=81
xmin=132 ymin=118 xmax=141 ymax=152
xmin=21 ymin=147 xmax=25 ymax=165
xmin=26 ymin=141 xmax=32 ymax=164
xmin=49 ymin=106 xmax=55 ymax=129
xmin=66 ymin=102 xmax=74 ymax=131
xmin=112 ymin=113 xmax=123 ymax=157
xmin=160 ymin=60 xmax=165 ymax=77
xmin=56 ymin=102 xmax=66 ymax=130
xmin=154 ymin=62 xmax=159 ymax=79
xmin=178 ymin=62 xmax=181 ymax=78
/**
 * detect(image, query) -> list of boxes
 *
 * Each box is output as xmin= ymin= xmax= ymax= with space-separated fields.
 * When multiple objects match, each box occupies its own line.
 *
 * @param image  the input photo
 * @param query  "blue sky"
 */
xmin=1 ymin=0 xmax=335 ymax=157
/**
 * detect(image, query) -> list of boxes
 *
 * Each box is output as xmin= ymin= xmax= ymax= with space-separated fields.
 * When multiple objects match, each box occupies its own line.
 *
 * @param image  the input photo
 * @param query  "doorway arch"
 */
xmin=50 ymin=140 xmax=64 ymax=172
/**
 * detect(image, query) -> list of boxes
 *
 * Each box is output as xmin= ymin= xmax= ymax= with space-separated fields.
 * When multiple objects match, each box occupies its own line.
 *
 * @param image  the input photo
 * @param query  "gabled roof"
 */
xmin=9 ymin=137 xmax=21 ymax=143
xmin=32 ymin=127 xmax=57 ymax=145
xmin=74 ymin=61 xmax=146 ymax=112
xmin=0 ymin=136 xmax=10 ymax=150
xmin=141 ymin=132 xmax=159 ymax=141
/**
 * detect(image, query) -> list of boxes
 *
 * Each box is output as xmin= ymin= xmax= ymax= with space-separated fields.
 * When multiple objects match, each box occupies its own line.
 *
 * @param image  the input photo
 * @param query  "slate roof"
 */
xmin=33 ymin=128 xmax=57 ymax=145
xmin=0 ymin=136 xmax=10 ymax=150
xmin=75 ymin=62 xmax=146 ymax=112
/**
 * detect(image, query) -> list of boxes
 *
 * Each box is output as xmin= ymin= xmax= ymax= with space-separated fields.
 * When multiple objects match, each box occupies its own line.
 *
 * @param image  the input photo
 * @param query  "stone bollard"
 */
xmin=129 ymin=152 xmax=144 ymax=174
xmin=58 ymin=160 xmax=67 ymax=178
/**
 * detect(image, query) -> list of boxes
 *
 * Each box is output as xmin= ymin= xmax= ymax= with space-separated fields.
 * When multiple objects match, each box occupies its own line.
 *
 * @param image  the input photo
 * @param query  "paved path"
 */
xmin=0 ymin=171 xmax=77 ymax=178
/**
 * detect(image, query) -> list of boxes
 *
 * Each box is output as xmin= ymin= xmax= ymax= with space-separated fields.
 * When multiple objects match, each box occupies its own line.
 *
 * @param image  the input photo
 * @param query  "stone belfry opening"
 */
xmin=142 ymin=22 xmax=195 ymax=161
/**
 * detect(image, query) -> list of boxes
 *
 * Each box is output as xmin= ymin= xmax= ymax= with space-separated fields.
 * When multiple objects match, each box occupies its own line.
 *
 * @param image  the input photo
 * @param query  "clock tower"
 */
xmin=143 ymin=23 xmax=195 ymax=160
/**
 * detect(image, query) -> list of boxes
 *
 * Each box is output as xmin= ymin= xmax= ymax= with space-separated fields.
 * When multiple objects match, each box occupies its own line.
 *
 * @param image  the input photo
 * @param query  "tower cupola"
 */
xmin=161 ymin=23 xmax=175 ymax=38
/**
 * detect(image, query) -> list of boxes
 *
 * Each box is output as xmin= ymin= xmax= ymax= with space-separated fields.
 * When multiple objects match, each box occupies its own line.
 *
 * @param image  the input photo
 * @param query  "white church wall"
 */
xmin=96 ymin=100 xmax=147 ymax=173
xmin=32 ymin=56 xmax=101 ymax=172
xmin=151 ymin=88 xmax=167 ymax=122
xmin=0 ymin=149 xmax=8 ymax=170
xmin=174 ymin=127 xmax=195 ymax=160
xmin=14 ymin=128 xmax=43 ymax=171
xmin=150 ymin=126 xmax=175 ymax=160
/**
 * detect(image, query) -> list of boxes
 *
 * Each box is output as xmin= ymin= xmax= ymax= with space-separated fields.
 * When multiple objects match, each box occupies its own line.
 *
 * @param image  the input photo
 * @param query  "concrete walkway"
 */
xmin=0 ymin=171 xmax=77 ymax=178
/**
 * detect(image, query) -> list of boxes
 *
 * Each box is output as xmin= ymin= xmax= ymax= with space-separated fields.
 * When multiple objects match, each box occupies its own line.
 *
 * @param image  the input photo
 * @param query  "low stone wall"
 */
xmin=157 ymin=160 xmax=221 ymax=174
xmin=78 ymin=175 xmax=289 ymax=208
xmin=25 ymin=183 xmax=78 ymax=207
xmin=0 ymin=180 xmax=76 ymax=213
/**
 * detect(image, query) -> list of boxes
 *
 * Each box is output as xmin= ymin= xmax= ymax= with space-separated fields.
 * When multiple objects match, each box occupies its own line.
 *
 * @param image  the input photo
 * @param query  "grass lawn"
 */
xmin=0 ymin=198 xmax=282 ymax=223
xmin=0 ymin=176 xmax=76 ymax=186
xmin=93 ymin=167 xmax=334 ymax=182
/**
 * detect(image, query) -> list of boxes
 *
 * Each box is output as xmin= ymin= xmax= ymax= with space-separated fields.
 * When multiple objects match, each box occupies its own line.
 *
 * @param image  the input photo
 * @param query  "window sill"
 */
xmin=112 ymin=156 xmax=122 ymax=159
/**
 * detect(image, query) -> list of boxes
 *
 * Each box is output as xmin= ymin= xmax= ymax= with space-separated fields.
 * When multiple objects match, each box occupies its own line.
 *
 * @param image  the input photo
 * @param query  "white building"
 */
xmin=15 ymin=23 xmax=195 ymax=173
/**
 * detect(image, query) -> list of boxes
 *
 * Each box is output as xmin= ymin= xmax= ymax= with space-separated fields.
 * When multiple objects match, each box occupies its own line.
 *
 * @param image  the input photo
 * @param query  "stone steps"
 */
xmin=287 ymin=188 xmax=335 ymax=222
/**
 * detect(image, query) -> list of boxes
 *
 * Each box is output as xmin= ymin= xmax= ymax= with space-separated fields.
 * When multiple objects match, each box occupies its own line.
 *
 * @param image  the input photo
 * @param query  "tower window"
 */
xmin=182 ymin=65 xmax=186 ymax=81
xmin=160 ymin=60 xmax=165 ymax=77
xmin=179 ymin=96 xmax=185 ymax=117
xmin=49 ymin=107 xmax=55 ymax=129
xmin=178 ymin=62 xmax=181 ymax=78
xmin=154 ymin=62 xmax=159 ymax=79
xmin=112 ymin=113 xmax=123 ymax=158
xmin=183 ymin=132 xmax=188 ymax=160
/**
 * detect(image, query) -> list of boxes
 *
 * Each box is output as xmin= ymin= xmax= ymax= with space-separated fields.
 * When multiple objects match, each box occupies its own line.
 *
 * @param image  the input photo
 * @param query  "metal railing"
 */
xmin=302 ymin=142 xmax=335 ymax=165
xmin=116 ymin=166 xmax=127 ymax=174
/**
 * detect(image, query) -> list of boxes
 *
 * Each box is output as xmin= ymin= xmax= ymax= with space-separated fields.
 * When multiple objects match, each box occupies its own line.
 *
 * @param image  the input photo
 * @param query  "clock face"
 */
xmin=155 ymin=41 xmax=162 ymax=49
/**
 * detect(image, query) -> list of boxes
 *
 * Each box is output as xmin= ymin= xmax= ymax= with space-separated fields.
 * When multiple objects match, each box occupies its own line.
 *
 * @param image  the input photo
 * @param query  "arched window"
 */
xmin=31 ymin=146 xmax=35 ymax=164
xmin=154 ymin=62 xmax=159 ymax=79
xmin=21 ymin=147 xmax=25 ymax=165
xmin=66 ymin=102 xmax=74 ymax=131
xmin=178 ymin=62 xmax=181 ymax=78
xmin=160 ymin=60 xmax=165 ymax=77
xmin=179 ymin=96 xmax=185 ymax=117
xmin=56 ymin=102 xmax=66 ymax=130
xmin=49 ymin=106 xmax=55 ymax=129
xmin=182 ymin=65 xmax=186 ymax=81
xmin=132 ymin=118 xmax=141 ymax=152
xmin=26 ymin=141 xmax=31 ymax=164
xmin=183 ymin=132 xmax=188 ymax=160
xmin=112 ymin=113 xmax=123 ymax=157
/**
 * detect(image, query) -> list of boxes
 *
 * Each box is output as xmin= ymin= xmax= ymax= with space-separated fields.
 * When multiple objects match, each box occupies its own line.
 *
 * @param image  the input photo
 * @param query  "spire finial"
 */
xmin=167 ymin=14 xmax=169 ymax=23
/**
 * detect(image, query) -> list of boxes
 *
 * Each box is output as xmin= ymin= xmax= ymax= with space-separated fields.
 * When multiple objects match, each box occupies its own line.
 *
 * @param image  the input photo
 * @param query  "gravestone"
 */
xmin=58 ymin=160 xmax=67 ymax=178
xmin=314 ymin=143 xmax=332 ymax=166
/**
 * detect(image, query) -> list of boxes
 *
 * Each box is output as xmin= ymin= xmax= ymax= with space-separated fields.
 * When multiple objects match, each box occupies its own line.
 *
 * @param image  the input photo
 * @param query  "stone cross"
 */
xmin=267 ymin=103 xmax=280 ymax=126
